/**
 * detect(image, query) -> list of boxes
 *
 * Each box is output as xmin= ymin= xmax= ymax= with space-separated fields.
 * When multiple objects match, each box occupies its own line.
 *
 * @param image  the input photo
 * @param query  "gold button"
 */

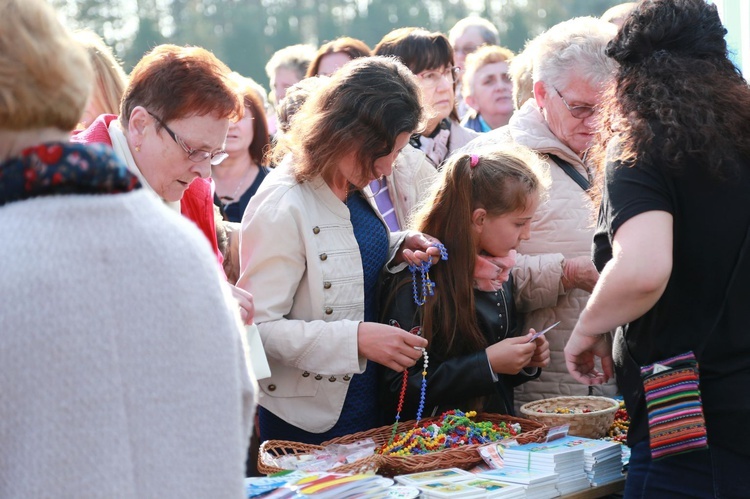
xmin=343 ymin=375 xmax=351 ymax=381
xmin=329 ymin=376 xmax=337 ymax=382
xmin=302 ymin=371 xmax=310 ymax=377
xmin=313 ymin=226 xmax=320 ymax=234
xmin=267 ymin=384 xmax=276 ymax=391
xmin=320 ymin=253 xmax=328 ymax=261
xmin=325 ymin=307 xmax=333 ymax=315
xmin=314 ymin=374 xmax=323 ymax=380
xmin=323 ymin=281 xmax=332 ymax=289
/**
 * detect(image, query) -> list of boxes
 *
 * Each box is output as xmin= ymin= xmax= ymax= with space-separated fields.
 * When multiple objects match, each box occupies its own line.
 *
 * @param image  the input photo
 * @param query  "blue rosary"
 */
xmin=409 ymin=243 xmax=449 ymax=306
xmin=388 ymin=243 xmax=448 ymax=439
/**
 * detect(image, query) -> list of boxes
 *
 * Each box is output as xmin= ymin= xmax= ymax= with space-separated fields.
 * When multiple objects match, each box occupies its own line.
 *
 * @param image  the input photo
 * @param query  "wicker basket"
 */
xmin=258 ymin=413 xmax=547 ymax=477
xmin=323 ymin=413 xmax=547 ymax=477
xmin=257 ymin=439 xmax=383 ymax=475
xmin=519 ymin=396 xmax=619 ymax=439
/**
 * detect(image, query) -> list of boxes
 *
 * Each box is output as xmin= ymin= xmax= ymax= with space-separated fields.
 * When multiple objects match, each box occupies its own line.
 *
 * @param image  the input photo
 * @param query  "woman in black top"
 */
xmin=564 ymin=1 xmax=750 ymax=497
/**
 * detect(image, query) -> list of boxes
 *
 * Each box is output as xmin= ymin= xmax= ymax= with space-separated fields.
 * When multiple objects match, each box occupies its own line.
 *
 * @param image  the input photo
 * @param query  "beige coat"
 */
xmin=237 ymin=160 xmax=407 ymax=433
xmin=462 ymin=101 xmax=618 ymax=410
xmin=385 ymin=145 xmax=439 ymax=230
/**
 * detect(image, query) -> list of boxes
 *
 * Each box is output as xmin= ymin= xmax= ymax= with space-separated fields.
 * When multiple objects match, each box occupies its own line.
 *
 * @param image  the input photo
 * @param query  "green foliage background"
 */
xmin=53 ymin=0 xmax=625 ymax=92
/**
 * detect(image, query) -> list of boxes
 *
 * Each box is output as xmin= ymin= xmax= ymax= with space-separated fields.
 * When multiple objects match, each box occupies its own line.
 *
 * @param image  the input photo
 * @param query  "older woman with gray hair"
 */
xmin=461 ymin=17 xmax=619 ymax=409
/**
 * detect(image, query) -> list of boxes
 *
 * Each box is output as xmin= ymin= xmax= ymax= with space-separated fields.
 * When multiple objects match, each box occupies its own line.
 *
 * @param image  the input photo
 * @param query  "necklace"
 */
xmin=388 ymin=243 xmax=449 ymax=444
xmin=218 ymin=163 xmax=253 ymax=205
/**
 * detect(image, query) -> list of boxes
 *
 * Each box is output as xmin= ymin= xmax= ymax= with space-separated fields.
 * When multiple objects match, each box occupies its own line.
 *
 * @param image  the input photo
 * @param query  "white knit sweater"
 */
xmin=0 ymin=189 xmax=256 ymax=498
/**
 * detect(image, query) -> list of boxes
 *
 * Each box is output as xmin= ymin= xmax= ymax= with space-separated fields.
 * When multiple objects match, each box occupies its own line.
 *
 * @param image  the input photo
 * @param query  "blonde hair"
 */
xmin=74 ymin=30 xmax=128 ymax=118
xmin=509 ymin=44 xmax=534 ymax=110
xmin=462 ymin=45 xmax=514 ymax=98
xmin=0 ymin=0 xmax=93 ymax=131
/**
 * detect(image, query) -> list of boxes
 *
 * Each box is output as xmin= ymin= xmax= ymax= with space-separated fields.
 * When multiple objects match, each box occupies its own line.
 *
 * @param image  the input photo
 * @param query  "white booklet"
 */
xmin=246 ymin=323 xmax=271 ymax=380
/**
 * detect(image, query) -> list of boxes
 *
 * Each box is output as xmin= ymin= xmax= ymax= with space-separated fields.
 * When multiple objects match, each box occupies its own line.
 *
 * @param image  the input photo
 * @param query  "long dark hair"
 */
xmin=593 ymin=0 xmax=750 ymax=181
xmin=385 ymin=147 xmax=547 ymax=358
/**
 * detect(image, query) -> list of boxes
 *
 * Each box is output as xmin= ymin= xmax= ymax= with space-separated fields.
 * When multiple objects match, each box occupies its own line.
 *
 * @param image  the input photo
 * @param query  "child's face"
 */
xmin=476 ymin=196 xmax=539 ymax=257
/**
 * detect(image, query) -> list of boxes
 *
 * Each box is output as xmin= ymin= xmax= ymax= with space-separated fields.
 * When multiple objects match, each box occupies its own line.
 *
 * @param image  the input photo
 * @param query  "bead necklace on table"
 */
xmin=388 ymin=243 xmax=449 ymax=445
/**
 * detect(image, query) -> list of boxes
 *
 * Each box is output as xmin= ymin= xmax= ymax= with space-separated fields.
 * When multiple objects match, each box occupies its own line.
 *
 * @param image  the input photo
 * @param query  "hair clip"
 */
xmin=469 ymin=154 xmax=479 ymax=168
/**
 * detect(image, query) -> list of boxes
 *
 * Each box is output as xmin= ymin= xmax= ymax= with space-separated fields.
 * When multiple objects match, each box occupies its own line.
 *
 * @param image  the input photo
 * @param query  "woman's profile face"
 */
xmin=131 ymin=109 xmax=230 ymax=201
xmin=535 ymin=74 xmax=601 ymax=156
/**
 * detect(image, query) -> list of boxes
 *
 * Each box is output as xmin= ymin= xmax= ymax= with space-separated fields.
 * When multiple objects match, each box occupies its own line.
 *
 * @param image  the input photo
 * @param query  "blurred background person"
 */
xmin=238 ymin=56 xmax=442 ymax=445
xmin=461 ymin=45 xmax=515 ymax=132
xmin=306 ymin=36 xmax=370 ymax=77
xmin=275 ymin=75 xmax=330 ymax=137
xmin=566 ymin=0 xmax=750 ymax=496
xmin=448 ymin=16 xmax=500 ymax=119
xmin=72 ymin=44 xmax=255 ymax=324
xmin=264 ymin=43 xmax=316 ymax=136
xmin=213 ymin=72 xmax=271 ymax=223
xmin=374 ymin=27 xmax=478 ymax=169
xmin=0 ymin=0 xmax=255 ymax=496
xmin=74 ymin=29 xmax=128 ymax=129
xmin=508 ymin=43 xmax=535 ymax=111
xmin=462 ymin=17 xmax=619 ymax=410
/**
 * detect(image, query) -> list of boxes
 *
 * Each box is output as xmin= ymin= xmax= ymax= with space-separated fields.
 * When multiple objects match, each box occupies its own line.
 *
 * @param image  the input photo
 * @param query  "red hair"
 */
xmin=120 ymin=44 xmax=241 ymax=127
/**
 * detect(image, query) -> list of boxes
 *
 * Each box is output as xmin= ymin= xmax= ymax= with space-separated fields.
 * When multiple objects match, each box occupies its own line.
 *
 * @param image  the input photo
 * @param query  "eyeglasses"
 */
xmin=553 ymin=87 xmax=596 ymax=119
xmin=417 ymin=66 xmax=461 ymax=88
xmin=147 ymin=111 xmax=228 ymax=166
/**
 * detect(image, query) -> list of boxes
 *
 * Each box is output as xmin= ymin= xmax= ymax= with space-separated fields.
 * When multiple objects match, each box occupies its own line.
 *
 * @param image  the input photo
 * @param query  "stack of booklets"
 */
xmin=395 ymin=468 xmax=525 ymax=498
xmin=499 ymin=436 xmax=591 ymax=496
xmin=476 ymin=468 xmax=559 ymax=499
xmin=577 ymin=438 xmax=624 ymax=486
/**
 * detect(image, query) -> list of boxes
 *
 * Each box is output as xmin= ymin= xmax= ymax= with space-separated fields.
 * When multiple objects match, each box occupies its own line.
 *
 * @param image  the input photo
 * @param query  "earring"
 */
xmin=135 ymin=145 xmax=141 ymax=152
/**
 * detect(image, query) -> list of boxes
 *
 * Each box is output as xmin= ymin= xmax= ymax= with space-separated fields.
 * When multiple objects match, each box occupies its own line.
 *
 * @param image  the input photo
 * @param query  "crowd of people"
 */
xmin=2 ymin=0 xmax=749 ymax=497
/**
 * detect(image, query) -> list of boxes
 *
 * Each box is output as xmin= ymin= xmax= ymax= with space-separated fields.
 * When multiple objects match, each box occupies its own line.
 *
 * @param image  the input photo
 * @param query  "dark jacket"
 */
xmin=379 ymin=270 xmax=540 ymax=420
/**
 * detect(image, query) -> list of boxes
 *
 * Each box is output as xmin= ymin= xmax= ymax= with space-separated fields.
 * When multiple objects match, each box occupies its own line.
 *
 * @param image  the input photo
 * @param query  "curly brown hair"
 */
xmin=593 ymin=0 xmax=750 ymax=183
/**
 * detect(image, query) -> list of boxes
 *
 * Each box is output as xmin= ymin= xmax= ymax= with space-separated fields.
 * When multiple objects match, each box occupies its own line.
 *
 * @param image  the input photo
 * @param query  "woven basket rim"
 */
xmin=258 ymin=412 xmax=549 ymax=477
xmin=519 ymin=396 xmax=619 ymax=418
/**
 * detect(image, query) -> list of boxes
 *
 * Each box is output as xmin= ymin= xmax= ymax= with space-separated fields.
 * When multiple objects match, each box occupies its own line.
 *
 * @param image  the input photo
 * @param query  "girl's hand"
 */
xmin=564 ymin=331 xmax=614 ymax=385
xmin=527 ymin=331 xmax=550 ymax=368
xmin=396 ymin=231 xmax=444 ymax=267
xmin=357 ymin=322 xmax=428 ymax=372
xmin=486 ymin=336 xmax=536 ymax=374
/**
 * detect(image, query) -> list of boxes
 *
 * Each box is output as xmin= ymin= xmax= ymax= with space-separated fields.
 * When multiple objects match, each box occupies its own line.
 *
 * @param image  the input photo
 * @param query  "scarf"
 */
xmin=0 ymin=142 xmax=140 ymax=207
xmin=473 ymin=250 xmax=517 ymax=292
xmin=411 ymin=119 xmax=451 ymax=167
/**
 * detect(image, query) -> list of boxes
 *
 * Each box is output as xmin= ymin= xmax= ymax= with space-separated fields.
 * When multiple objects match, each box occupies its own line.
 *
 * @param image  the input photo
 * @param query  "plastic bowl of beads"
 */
xmin=519 ymin=396 xmax=619 ymax=439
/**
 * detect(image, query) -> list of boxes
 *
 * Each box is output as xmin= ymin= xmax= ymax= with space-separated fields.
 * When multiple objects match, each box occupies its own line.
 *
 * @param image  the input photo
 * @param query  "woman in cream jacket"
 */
xmin=238 ymin=57 xmax=441 ymax=444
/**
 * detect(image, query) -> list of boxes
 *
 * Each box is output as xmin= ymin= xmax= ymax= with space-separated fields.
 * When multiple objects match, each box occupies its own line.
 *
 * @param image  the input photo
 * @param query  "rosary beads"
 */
xmin=409 ymin=243 xmax=449 ymax=306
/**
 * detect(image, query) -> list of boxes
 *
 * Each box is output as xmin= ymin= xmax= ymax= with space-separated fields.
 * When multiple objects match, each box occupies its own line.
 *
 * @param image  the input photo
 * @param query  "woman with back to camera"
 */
xmin=0 ymin=0 xmax=255 ymax=495
xmin=565 ymin=0 xmax=750 ymax=496
xmin=238 ymin=56 xmax=444 ymax=444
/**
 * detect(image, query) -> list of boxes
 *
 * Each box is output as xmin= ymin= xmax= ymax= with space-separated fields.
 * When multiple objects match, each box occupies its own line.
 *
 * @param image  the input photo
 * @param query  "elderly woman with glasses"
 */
xmin=374 ymin=28 xmax=478 ymax=169
xmin=73 ymin=44 xmax=255 ymax=322
xmin=461 ymin=17 xmax=619 ymax=410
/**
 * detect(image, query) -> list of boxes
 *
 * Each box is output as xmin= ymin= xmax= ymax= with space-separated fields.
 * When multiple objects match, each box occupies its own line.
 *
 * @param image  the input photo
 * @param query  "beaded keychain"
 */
xmin=388 ymin=243 xmax=449 ymax=445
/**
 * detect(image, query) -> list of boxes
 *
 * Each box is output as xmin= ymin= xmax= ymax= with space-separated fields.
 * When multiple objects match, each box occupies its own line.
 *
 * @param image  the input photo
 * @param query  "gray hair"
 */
xmin=265 ymin=44 xmax=316 ymax=82
xmin=531 ymin=17 xmax=617 ymax=90
xmin=448 ymin=17 xmax=499 ymax=46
